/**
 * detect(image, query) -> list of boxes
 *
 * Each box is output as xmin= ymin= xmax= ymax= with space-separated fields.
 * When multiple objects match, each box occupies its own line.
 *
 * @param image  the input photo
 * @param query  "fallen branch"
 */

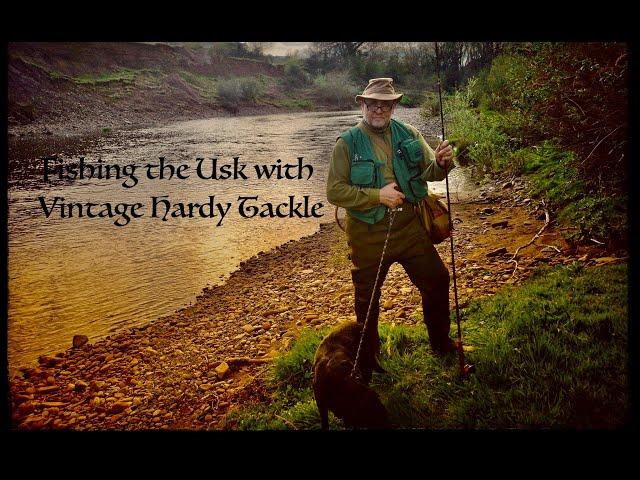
xmin=508 ymin=201 xmax=551 ymax=278
xmin=582 ymin=125 xmax=621 ymax=165
xmin=540 ymin=244 xmax=562 ymax=253
xmin=275 ymin=414 xmax=298 ymax=430
xmin=565 ymin=96 xmax=586 ymax=117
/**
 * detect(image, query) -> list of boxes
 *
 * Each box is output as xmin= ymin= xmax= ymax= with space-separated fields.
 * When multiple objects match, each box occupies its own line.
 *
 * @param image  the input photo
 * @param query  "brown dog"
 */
xmin=312 ymin=321 xmax=390 ymax=430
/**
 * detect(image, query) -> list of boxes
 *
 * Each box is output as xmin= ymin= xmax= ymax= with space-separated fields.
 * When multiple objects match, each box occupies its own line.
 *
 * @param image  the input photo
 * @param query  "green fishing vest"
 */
xmin=340 ymin=119 xmax=428 ymax=224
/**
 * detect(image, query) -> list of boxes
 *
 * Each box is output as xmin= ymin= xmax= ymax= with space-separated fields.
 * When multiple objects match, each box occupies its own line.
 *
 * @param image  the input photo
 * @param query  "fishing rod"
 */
xmin=434 ymin=41 xmax=475 ymax=379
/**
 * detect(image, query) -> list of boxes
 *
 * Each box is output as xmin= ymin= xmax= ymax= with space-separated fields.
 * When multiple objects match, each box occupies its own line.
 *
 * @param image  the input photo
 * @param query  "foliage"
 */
xmin=282 ymin=57 xmax=310 ymax=88
xmin=208 ymin=42 xmax=268 ymax=60
xmin=311 ymin=72 xmax=358 ymax=108
xmin=420 ymin=91 xmax=441 ymax=117
xmin=216 ymin=77 xmax=263 ymax=108
xmin=238 ymin=77 xmax=263 ymax=103
xmin=440 ymin=82 xmax=511 ymax=171
xmin=441 ymin=43 xmax=628 ymax=244
xmin=304 ymin=42 xmax=498 ymax=92
xmin=557 ymin=194 xmax=628 ymax=243
xmin=475 ymin=43 xmax=628 ymax=195
xmin=399 ymin=94 xmax=420 ymax=108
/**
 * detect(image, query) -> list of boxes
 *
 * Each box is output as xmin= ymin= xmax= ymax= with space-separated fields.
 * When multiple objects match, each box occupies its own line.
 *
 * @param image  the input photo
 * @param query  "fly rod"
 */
xmin=434 ymin=41 xmax=475 ymax=378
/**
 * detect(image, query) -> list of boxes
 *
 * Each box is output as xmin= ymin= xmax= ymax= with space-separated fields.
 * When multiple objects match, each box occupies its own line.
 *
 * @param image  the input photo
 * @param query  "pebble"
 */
xmin=215 ymin=362 xmax=230 ymax=380
xmin=73 ymin=335 xmax=89 ymax=348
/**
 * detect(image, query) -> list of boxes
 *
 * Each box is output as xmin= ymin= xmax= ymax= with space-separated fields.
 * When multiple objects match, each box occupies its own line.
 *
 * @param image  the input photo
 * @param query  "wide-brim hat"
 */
xmin=355 ymin=77 xmax=403 ymax=103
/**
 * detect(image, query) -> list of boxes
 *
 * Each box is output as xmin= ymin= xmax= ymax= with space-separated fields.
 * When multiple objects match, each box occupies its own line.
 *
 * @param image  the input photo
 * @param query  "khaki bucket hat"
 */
xmin=355 ymin=77 xmax=403 ymax=103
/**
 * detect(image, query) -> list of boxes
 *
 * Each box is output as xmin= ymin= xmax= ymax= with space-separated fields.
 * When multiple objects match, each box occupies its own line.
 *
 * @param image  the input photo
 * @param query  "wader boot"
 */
xmin=346 ymin=206 xmax=453 ymax=360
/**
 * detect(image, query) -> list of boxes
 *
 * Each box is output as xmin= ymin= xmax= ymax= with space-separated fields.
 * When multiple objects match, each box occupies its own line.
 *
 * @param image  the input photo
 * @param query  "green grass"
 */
xmin=223 ymin=263 xmax=628 ymax=430
xmin=518 ymin=142 xmax=585 ymax=206
xmin=178 ymin=70 xmax=219 ymax=100
xmin=13 ymin=55 xmax=134 ymax=85
xmin=72 ymin=68 xmax=137 ymax=85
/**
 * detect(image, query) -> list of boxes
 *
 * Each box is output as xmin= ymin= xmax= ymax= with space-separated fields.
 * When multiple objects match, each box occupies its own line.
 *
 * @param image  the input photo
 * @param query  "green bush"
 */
xmin=399 ymin=95 xmax=418 ymax=107
xmin=283 ymin=58 xmax=310 ymax=88
xmin=558 ymin=195 xmax=628 ymax=244
xmin=216 ymin=77 xmax=263 ymax=107
xmin=444 ymin=87 xmax=511 ymax=171
xmin=216 ymin=78 xmax=242 ymax=108
xmin=419 ymin=91 xmax=441 ymax=117
xmin=238 ymin=77 xmax=263 ymax=103
xmin=312 ymin=72 xmax=358 ymax=108
xmin=349 ymin=56 xmax=386 ymax=83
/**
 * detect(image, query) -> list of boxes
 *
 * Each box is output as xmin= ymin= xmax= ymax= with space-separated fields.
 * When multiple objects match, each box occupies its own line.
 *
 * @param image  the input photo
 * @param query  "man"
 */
xmin=326 ymin=77 xmax=456 ymax=372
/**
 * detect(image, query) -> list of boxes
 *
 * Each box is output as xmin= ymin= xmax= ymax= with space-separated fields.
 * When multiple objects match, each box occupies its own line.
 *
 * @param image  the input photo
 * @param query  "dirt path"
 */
xmin=9 ymin=172 xmax=623 ymax=430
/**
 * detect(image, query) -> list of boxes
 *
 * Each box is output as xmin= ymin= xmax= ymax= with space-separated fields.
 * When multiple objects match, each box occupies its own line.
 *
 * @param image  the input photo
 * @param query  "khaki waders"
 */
xmin=346 ymin=205 xmax=452 ymax=363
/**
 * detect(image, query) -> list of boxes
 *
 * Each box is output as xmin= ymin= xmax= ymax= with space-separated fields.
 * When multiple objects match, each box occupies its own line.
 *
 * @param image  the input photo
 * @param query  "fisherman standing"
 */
xmin=326 ymin=77 xmax=456 ymax=369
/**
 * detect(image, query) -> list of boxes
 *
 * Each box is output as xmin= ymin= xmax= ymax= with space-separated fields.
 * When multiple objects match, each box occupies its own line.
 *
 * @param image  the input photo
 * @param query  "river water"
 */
xmin=7 ymin=107 xmax=473 ymax=375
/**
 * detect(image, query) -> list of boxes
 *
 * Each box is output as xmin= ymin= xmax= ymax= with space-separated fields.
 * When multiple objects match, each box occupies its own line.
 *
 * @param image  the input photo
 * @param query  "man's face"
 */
xmin=361 ymin=99 xmax=396 ymax=129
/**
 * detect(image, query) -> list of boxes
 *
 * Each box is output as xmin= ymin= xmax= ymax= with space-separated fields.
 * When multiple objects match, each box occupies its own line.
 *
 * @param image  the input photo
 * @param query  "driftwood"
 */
xmin=540 ymin=244 xmax=562 ymax=253
xmin=508 ymin=200 xmax=551 ymax=278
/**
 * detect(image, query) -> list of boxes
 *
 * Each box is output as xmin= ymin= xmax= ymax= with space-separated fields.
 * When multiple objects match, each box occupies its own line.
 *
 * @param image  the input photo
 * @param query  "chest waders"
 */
xmin=350 ymin=207 xmax=399 ymax=381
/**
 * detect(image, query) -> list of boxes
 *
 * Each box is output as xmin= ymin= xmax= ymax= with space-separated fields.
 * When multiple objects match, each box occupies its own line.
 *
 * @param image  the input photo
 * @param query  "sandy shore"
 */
xmin=9 ymin=173 xmax=615 ymax=430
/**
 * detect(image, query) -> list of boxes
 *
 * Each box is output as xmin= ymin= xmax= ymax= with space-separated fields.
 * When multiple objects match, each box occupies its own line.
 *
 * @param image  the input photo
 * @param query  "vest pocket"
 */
xmin=398 ymin=138 xmax=424 ymax=167
xmin=350 ymin=160 xmax=375 ymax=187
xmin=408 ymin=176 xmax=428 ymax=200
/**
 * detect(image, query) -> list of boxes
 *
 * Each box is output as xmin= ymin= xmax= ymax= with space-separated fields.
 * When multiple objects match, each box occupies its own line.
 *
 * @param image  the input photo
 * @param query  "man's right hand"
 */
xmin=379 ymin=182 xmax=405 ymax=209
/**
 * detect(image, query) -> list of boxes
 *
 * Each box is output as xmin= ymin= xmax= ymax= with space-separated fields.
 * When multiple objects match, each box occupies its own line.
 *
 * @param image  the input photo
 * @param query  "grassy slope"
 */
xmin=223 ymin=263 xmax=628 ymax=430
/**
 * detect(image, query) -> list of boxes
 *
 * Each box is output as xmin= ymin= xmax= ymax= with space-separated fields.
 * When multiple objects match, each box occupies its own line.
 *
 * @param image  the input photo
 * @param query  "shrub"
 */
xmin=283 ymin=57 xmax=310 ymax=88
xmin=312 ymin=72 xmax=358 ymax=108
xmin=238 ymin=77 xmax=263 ymax=103
xmin=443 ymin=85 xmax=511 ymax=171
xmin=419 ymin=91 xmax=441 ymax=117
xmin=399 ymin=94 xmax=420 ymax=108
xmin=217 ymin=77 xmax=263 ymax=108
xmin=216 ymin=78 xmax=242 ymax=108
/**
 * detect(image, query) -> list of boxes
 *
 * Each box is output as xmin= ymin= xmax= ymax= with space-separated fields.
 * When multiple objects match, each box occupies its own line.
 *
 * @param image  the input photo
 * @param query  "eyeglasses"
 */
xmin=363 ymin=100 xmax=394 ymax=112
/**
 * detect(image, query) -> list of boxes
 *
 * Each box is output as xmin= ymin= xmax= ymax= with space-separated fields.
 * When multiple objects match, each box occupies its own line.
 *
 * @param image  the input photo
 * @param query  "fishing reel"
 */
xmin=456 ymin=339 xmax=476 ymax=379
xmin=462 ymin=363 xmax=476 ymax=377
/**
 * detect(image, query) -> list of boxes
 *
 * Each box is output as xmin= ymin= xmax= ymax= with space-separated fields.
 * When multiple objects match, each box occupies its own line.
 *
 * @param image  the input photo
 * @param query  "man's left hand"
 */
xmin=435 ymin=140 xmax=454 ymax=170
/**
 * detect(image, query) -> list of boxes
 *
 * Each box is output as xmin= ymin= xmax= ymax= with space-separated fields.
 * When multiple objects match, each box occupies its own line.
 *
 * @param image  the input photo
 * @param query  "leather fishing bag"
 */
xmin=414 ymin=193 xmax=451 ymax=244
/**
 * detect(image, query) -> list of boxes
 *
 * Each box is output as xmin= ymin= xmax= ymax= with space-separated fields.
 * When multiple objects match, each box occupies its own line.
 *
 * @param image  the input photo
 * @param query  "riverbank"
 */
xmin=8 ymin=170 xmax=627 ymax=430
xmin=9 ymin=42 xmax=357 ymax=144
xmin=7 ymin=102 xmax=350 ymax=144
